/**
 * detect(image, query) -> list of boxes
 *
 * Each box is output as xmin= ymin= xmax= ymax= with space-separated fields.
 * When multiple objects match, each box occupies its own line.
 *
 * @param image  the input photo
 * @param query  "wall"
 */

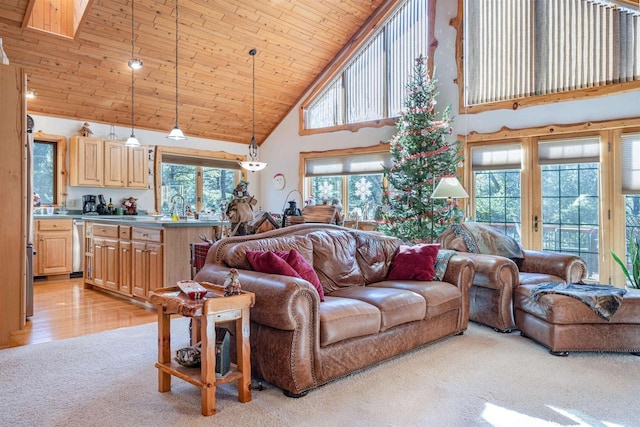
xmin=257 ymin=0 xmax=640 ymax=214
xmin=30 ymin=115 xmax=253 ymax=213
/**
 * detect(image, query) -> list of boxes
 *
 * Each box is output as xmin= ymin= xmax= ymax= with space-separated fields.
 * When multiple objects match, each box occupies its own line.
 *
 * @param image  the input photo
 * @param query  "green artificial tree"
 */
xmin=379 ymin=55 xmax=463 ymax=243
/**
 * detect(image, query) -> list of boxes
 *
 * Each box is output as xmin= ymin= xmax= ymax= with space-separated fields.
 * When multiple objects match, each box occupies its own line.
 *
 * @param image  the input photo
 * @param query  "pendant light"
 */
xmin=167 ymin=0 xmax=186 ymax=140
xmin=125 ymin=0 xmax=141 ymax=147
xmin=239 ymin=48 xmax=267 ymax=172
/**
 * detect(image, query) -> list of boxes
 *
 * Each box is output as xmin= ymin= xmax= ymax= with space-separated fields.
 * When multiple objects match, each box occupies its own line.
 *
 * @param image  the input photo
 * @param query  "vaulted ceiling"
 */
xmin=0 ymin=0 xmax=388 ymax=145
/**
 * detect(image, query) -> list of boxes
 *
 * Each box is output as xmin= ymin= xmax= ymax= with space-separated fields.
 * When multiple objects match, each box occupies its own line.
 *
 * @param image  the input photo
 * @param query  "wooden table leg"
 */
xmin=200 ymin=312 xmax=217 ymax=416
xmin=157 ymin=309 xmax=172 ymax=392
xmin=236 ymin=307 xmax=252 ymax=403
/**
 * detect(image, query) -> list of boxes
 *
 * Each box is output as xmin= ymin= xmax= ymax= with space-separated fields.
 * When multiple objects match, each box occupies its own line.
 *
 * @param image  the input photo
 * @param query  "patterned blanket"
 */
xmin=452 ymin=223 xmax=524 ymax=260
xmin=530 ymin=282 xmax=627 ymax=321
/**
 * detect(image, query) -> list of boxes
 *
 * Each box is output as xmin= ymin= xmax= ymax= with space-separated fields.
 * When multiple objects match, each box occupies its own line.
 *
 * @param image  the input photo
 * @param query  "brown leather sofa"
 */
xmin=195 ymin=224 xmax=475 ymax=396
xmin=438 ymin=229 xmax=587 ymax=332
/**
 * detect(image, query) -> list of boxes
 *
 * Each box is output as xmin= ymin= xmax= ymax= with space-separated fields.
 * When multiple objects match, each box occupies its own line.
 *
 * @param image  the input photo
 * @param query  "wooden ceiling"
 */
xmin=0 ymin=0 xmax=387 ymax=145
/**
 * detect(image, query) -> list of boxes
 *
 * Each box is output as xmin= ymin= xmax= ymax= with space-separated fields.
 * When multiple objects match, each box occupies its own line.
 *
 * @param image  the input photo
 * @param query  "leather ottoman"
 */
xmin=514 ymin=284 xmax=640 ymax=355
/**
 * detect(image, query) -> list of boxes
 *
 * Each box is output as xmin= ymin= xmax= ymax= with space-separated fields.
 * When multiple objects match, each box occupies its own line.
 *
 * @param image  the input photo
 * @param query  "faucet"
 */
xmin=170 ymin=194 xmax=186 ymax=219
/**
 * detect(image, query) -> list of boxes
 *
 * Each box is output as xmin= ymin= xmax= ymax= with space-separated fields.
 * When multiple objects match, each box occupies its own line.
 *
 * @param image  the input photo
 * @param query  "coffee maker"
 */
xmin=82 ymin=195 xmax=97 ymax=214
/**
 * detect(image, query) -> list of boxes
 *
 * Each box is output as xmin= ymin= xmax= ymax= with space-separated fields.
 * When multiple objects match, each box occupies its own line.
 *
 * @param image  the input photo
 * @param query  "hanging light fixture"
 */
xmin=167 ymin=0 xmax=186 ymax=140
xmin=239 ymin=48 xmax=267 ymax=172
xmin=125 ymin=0 xmax=140 ymax=148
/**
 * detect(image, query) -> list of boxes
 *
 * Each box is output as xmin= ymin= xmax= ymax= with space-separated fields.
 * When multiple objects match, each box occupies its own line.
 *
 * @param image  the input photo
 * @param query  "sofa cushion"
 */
xmin=519 ymin=272 xmax=565 ymax=286
xmin=328 ymin=286 xmax=426 ymax=331
xmin=387 ymin=244 xmax=440 ymax=281
xmin=308 ymin=230 xmax=364 ymax=293
xmin=319 ymin=296 xmax=381 ymax=346
xmin=371 ymin=281 xmax=462 ymax=320
xmin=223 ymin=235 xmax=313 ymax=270
xmin=352 ymin=230 xmax=401 ymax=284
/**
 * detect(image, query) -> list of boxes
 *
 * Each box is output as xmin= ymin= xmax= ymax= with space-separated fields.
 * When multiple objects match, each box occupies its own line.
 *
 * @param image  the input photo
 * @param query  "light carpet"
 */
xmin=1 ymin=319 xmax=639 ymax=427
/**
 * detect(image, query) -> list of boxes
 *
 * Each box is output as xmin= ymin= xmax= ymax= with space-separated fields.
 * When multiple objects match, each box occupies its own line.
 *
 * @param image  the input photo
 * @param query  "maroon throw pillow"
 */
xmin=274 ymin=249 xmax=325 ymax=302
xmin=247 ymin=251 xmax=301 ymax=279
xmin=387 ymin=243 xmax=441 ymax=281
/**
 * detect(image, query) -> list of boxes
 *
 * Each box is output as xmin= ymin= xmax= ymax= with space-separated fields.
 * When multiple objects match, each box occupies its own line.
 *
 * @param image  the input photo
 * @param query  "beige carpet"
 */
xmin=1 ymin=318 xmax=639 ymax=427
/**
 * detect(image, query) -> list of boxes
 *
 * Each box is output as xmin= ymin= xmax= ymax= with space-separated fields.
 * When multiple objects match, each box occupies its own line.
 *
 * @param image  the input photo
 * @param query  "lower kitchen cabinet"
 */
xmin=34 ymin=219 xmax=73 ymax=276
xmin=131 ymin=240 xmax=163 ymax=298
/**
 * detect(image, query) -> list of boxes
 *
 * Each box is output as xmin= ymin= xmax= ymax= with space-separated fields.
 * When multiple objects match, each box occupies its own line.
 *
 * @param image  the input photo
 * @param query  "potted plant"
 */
xmin=610 ymin=236 xmax=640 ymax=290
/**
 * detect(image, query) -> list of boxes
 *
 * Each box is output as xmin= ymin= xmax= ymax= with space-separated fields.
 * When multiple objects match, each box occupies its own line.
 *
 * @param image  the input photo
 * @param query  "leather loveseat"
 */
xmin=438 ymin=224 xmax=587 ymax=332
xmin=195 ymin=223 xmax=475 ymax=396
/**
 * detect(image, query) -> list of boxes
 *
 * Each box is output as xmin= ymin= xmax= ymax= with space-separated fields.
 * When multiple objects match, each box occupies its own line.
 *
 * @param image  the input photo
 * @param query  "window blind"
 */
xmin=471 ymin=144 xmax=522 ymax=171
xmin=305 ymin=152 xmax=392 ymax=177
xmin=465 ymin=0 xmax=640 ymax=106
xmin=538 ymin=136 xmax=600 ymax=165
xmin=622 ymin=132 xmax=640 ymax=194
xmin=162 ymin=153 xmax=241 ymax=170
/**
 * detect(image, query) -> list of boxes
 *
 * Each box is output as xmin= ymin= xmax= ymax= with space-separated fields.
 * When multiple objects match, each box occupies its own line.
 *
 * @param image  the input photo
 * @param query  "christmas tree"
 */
xmin=379 ymin=55 xmax=463 ymax=243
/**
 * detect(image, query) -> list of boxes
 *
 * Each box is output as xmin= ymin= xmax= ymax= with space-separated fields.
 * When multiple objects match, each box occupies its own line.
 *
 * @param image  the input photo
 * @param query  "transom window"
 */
xmin=301 ymin=0 xmax=435 ymax=134
xmin=462 ymin=0 xmax=640 ymax=111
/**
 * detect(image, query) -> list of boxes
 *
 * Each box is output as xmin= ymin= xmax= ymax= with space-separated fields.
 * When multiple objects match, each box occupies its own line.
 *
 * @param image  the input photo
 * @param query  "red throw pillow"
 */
xmin=247 ymin=251 xmax=301 ymax=279
xmin=274 ymin=249 xmax=325 ymax=302
xmin=387 ymin=243 xmax=441 ymax=281
xmin=246 ymin=250 xmax=325 ymax=301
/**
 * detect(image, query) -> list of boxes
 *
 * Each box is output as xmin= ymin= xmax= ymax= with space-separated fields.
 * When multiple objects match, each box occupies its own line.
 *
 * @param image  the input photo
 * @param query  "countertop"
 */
xmin=34 ymin=214 xmax=227 ymax=228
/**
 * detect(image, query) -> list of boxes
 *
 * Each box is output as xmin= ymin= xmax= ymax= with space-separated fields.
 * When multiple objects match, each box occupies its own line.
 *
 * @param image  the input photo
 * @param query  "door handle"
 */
xmin=534 ymin=215 xmax=539 ymax=232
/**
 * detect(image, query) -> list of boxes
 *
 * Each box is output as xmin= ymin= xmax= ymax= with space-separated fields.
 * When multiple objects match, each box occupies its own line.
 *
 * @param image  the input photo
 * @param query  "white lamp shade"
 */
xmin=431 ymin=177 xmax=469 ymax=199
xmin=239 ymin=161 xmax=268 ymax=172
xmin=167 ymin=126 xmax=186 ymax=140
xmin=125 ymin=134 xmax=140 ymax=147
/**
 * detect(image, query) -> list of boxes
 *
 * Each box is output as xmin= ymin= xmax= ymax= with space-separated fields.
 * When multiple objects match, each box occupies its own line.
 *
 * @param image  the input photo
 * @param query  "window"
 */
xmin=622 ymin=132 xmax=640 ymax=271
xmin=462 ymin=0 xmax=640 ymax=110
xmin=31 ymin=133 xmax=66 ymax=208
xmin=33 ymin=141 xmax=56 ymax=205
xmin=471 ymin=144 xmax=522 ymax=241
xmin=301 ymin=0 xmax=436 ymax=133
xmin=155 ymin=147 xmax=244 ymax=216
xmin=302 ymin=146 xmax=391 ymax=218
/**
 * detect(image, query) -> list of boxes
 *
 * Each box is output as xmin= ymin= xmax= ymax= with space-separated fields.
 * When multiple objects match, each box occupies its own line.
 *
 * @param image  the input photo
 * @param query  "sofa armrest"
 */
xmin=454 ymin=253 xmax=519 ymax=291
xmin=195 ymin=264 xmax=321 ymax=331
xmin=520 ymin=250 xmax=587 ymax=283
xmin=442 ymin=254 xmax=475 ymax=291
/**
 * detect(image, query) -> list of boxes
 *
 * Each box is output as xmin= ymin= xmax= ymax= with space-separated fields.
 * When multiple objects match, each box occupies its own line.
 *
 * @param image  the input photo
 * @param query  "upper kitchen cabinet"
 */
xmin=70 ymin=136 xmax=148 ymax=189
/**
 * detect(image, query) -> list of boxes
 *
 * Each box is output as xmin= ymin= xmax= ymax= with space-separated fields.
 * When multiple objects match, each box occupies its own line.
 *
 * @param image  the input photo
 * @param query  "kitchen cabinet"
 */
xmin=34 ymin=219 xmax=73 ymax=276
xmin=70 ymin=136 xmax=148 ymax=189
xmin=92 ymin=223 xmax=119 ymax=291
xmin=70 ymin=137 xmax=104 ymax=186
xmin=118 ymin=226 xmax=132 ymax=295
xmin=131 ymin=227 xmax=164 ymax=298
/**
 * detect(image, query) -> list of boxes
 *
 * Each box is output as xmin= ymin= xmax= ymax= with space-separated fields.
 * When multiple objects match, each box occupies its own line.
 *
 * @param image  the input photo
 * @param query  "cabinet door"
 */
xmin=119 ymin=240 xmax=132 ymax=295
xmin=103 ymin=239 xmax=119 ymax=291
xmin=70 ymin=137 xmax=103 ymax=186
xmin=146 ymin=242 xmax=164 ymax=297
xmin=104 ymin=140 xmax=127 ymax=187
xmin=35 ymin=231 xmax=73 ymax=275
xmin=93 ymin=237 xmax=106 ymax=287
xmin=131 ymin=241 xmax=148 ymax=297
xmin=127 ymin=145 xmax=148 ymax=189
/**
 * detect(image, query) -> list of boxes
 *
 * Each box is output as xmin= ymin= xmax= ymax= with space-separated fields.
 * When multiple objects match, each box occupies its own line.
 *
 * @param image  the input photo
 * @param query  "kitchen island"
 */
xmin=83 ymin=216 xmax=226 ymax=303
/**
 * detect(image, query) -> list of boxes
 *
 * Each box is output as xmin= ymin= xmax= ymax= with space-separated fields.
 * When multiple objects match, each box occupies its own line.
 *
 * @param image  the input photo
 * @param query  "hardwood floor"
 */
xmin=8 ymin=277 xmax=158 ymax=348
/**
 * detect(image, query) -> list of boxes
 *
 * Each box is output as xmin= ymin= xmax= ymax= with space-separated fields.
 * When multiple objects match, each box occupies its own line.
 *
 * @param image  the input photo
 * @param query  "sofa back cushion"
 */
xmin=222 ymin=235 xmax=313 ymax=270
xmin=308 ymin=229 xmax=364 ymax=293
xmin=352 ymin=230 xmax=401 ymax=284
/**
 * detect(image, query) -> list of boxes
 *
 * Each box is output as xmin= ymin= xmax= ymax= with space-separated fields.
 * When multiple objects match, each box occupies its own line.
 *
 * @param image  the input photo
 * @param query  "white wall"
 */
xmin=31 ymin=115 xmax=251 ymax=213
xmin=258 ymin=0 xmax=640 ymax=213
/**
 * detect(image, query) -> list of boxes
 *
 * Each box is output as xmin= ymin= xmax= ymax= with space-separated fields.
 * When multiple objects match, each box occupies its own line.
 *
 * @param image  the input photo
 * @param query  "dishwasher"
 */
xmin=71 ymin=219 xmax=84 ymax=278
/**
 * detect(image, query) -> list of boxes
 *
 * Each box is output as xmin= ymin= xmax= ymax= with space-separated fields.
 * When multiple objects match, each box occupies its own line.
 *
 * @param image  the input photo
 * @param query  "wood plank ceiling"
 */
xmin=0 ymin=0 xmax=386 ymax=145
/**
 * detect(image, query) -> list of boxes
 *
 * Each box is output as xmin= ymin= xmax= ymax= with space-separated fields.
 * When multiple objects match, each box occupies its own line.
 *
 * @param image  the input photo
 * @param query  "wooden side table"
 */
xmin=150 ymin=282 xmax=255 ymax=416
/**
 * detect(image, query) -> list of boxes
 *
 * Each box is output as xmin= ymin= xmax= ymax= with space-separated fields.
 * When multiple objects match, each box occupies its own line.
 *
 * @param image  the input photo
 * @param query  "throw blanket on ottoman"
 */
xmin=531 ymin=283 xmax=627 ymax=321
xmin=452 ymin=223 xmax=524 ymax=260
